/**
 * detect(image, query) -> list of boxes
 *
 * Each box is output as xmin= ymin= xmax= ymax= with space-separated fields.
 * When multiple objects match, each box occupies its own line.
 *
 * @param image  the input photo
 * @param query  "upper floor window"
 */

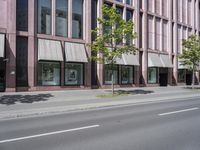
xmin=56 ymin=0 xmax=68 ymax=37
xmin=37 ymin=0 xmax=52 ymax=34
xmin=72 ymin=0 xmax=83 ymax=39
xmin=115 ymin=0 xmax=123 ymax=3
xmin=16 ymin=0 xmax=28 ymax=31
xmin=126 ymin=0 xmax=132 ymax=5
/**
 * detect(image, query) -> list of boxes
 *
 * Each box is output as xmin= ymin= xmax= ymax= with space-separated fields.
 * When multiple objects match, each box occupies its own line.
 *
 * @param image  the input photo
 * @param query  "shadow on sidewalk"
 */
xmin=0 ymin=94 xmax=53 ymax=105
xmin=106 ymin=89 xmax=154 ymax=95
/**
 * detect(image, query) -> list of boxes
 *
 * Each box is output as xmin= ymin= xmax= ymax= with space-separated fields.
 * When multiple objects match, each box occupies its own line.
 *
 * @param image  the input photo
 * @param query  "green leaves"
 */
xmin=88 ymin=4 xmax=138 ymax=64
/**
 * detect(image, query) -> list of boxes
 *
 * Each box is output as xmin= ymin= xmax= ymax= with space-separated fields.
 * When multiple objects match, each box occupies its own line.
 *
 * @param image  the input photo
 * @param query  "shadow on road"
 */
xmin=106 ymin=89 xmax=154 ymax=95
xmin=0 ymin=94 xmax=53 ymax=105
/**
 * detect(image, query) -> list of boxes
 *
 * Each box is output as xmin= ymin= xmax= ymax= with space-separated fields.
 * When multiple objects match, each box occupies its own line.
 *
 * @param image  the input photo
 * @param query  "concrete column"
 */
xmin=96 ymin=0 xmax=104 ymax=87
xmin=168 ymin=0 xmax=173 ymax=85
xmin=173 ymin=0 xmax=178 ymax=85
xmin=5 ymin=0 xmax=16 ymax=92
xmin=84 ymin=0 xmax=92 ymax=87
xmin=52 ymin=0 xmax=56 ymax=36
xmin=142 ymin=0 xmax=148 ymax=85
xmin=68 ymin=0 xmax=72 ymax=38
xmin=28 ymin=0 xmax=36 ymax=90
xmin=134 ymin=0 xmax=140 ymax=86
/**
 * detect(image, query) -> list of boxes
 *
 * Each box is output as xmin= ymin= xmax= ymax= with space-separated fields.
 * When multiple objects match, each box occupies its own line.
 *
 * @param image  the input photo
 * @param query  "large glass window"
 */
xmin=121 ymin=66 xmax=133 ymax=84
xmin=104 ymin=65 xmax=118 ymax=84
xmin=56 ymin=0 xmax=68 ymax=37
xmin=38 ymin=62 xmax=60 ymax=86
xmin=16 ymin=37 xmax=28 ymax=87
xmin=178 ymin=69 xmax=186 ymax=83
xmin=38 ymin=0 xmax=52 ymax=34
xmin=103 ymin=3 xmax=112 ymax=35
xmin=126 ymin=9 xmax=133 ymax=45
xmin=16 ymin=0 xmax=28 ymax=31
xmin=126 ymin=0 xmax=132 ymax=5
xmin=148 ymin=67 xmax=157 ymax=83
xmin=65 ymin=63 xmax=83 ymax=85
xmin=72 ymin=0 xmax=83 ymax=39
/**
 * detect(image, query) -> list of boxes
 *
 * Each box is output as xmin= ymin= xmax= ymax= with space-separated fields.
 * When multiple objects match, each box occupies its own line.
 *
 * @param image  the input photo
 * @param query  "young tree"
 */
xmin=179 ymin=34 xmax=200 ymax=86
xmin=88 ymin=5 xmax=138 ymax=94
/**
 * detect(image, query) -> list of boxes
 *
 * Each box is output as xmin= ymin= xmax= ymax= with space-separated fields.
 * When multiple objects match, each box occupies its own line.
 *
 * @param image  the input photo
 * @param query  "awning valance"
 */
xmin=0 ymin=34 xmax=5 ymax=58
xmin=38 ymin=39 xmax=63 ymax=61
xmin=122 ymin=54 xmax=140 ymax=66
xmin=148 ymin=52 xmax=163 ymax=67
xmin=65 ymin=42 xmax=88 ymax=62
xmin=160 ymin=54 xmax=173 ymax=68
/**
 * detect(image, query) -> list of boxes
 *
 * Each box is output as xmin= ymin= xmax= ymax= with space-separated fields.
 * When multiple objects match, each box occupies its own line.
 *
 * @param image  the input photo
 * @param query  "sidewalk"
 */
xmin=0 ymin=86 xmax=200 ymax=120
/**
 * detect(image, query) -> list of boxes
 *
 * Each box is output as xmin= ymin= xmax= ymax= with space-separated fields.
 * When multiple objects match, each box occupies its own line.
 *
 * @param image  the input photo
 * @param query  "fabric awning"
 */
xmin=38 ymin=39 xmax=63 ymax=61
xmin=148 ymin=52 xmax=163 ymax=67
xmin=122 ymin=54 xmax=140 ymax=66
xmin=0 ymin=34 xmax=5 ymax=58
xmin=178 ymin=58 xmax=191 ymax=69
xmin=65 ymin=42 xmax=88 ymax=62
xmin=160 ymin=54 xmax=173 ymax=68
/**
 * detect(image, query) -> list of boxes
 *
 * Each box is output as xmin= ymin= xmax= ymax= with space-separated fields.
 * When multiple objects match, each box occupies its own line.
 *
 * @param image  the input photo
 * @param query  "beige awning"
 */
xmin=0 ymin=34 xmax=5 ymax=58
xmin=148 ymin=52 xmax=163 ymax=67
xmin=122 ymin=54 xmax=140 ymax=66
xmin=178 ymin=58 xmax=191 ymax=69
xmin=65 ymin=42 xmax=88 ymax=62
xmin=160 ymin=54 xmax=173 ymax=68
xmin=38 ymin=39 xmax=63 ymax=61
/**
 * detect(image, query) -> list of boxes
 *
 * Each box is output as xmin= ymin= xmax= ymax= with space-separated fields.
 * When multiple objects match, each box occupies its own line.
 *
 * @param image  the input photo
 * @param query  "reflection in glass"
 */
xmin=148 ymin=67 xmax=157 ymax=83
xmin=72 ymin=0 xmax=83 ymax=39
xmin=104 ymin=65 xmax=118 ymax=84
xmin=56 ymin=0 xmax=68 ymax=37
xmin=38 ymin=0 xmax=52 ymax=34
xmin=38 ymin=62 xmax=60 ymax=85
xmin=65 ymin=63 xmax=83 ymax=85
xmin=121 ymin=66 xmax=133 ymax=84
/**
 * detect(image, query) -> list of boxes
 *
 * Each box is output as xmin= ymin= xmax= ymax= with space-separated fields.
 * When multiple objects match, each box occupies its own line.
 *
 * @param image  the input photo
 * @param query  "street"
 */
xmin=0 ymin=96 xmax=200 ymax=150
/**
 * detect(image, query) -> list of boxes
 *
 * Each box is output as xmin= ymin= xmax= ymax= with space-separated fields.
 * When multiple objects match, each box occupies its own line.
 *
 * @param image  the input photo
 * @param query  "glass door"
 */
xmin=0 ymin=59 xmax=5 ymax=92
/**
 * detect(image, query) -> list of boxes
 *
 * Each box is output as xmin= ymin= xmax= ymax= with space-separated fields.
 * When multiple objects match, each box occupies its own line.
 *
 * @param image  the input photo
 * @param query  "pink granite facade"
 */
xmin=0 ymin=0 xmax=199 ymax=92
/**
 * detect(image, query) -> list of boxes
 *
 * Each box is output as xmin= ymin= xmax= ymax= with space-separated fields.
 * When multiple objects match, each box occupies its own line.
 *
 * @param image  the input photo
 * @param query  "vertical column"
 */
xmin=191 ymin=0 xmax=195 ymax=33
xmin=142 ymin=0 xmax=148 ymax=85
xmin=52 ymin=0 xmax=56 ymax=36
xmin=5 ymin=0 xmax=16 ymax=92
xmin=68 ymin=0 xmax=72 ymax=38
xmin=85 ymin=0 xmax=92 ymax=87
xmin=134 ymin=0 xmax=140 ymax=86
xmin=173 ymin=0 xmax=178 ymax=85
xmin=96 ymin=0 xmax=104 ymax=87
xmin=61 ymin=41 xmax=65 ymax=86
xmin=168 ymin=0 xmax=173 ymax=85
xmin=28 ymin=0 xmax=36 ymax=90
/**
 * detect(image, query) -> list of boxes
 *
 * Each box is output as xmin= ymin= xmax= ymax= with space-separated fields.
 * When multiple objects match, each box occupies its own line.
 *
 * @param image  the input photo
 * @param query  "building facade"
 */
xmin=0 ymin=0 xmax=199 ymax=92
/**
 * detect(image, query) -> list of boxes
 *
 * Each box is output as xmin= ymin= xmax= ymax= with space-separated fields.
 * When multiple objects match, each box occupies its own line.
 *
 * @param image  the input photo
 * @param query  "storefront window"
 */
xmin=65 ymin=63 xmax=83 ymax=85
xmin=38 ymin=62 xmax=60 ymax=86
xmin=72 ymin=0 xmax=83 ymax=39
xmin=121 ymin=66 xmax=133 ymax=84
xmin=126 ymin=9 xmax=133 ymax=45
xmin=148 ymin=67 xmax=157 ymax=83
xmin=56 ymin=0 xmax=68 ymax=37
xmin=38 ymin=0 xmax=52 ymax=34
xmin=104 ymin=65 xmax=118 ymax=84
xmin=178 ymin=69 xmax=186 ymax=82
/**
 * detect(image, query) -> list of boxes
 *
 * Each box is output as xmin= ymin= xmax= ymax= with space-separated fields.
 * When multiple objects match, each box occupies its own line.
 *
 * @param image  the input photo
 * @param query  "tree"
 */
xmin=179 ymin=34 xmax=200 ymax=86
xmin=88 ymin=4 xmax=138 ymax=94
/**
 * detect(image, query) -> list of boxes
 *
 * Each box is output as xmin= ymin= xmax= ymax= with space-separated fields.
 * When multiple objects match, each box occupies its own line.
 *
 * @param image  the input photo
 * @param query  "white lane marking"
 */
xmin=159 ymin=107 xmax=199 ymax=116
xmin=0 ymin=125 xmax=100 ymax=144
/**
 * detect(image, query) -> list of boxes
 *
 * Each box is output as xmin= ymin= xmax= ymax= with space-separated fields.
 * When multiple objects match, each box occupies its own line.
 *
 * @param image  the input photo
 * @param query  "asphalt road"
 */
xmin=0 ymin=97 xmax=200 ymax=150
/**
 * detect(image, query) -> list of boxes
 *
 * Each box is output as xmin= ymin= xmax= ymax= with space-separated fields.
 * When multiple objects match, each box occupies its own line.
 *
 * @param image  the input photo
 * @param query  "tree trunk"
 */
xmin=111 ymin=72 xmax=114 ymax=94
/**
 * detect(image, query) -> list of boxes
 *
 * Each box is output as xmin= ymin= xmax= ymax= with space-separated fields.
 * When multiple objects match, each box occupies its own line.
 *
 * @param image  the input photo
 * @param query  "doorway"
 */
xmin=186 ymin=71 xmax=192 ymax=85
xmin=0 ymin=59 xmax=5 ymax=92
xmin=159 ymin=68 xmax=168 ymax=86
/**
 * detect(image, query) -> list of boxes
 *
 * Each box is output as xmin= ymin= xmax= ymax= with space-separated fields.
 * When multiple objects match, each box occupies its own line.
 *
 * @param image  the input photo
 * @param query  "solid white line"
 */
xmin=0 ymin=125 xmax=100 ymax=144
xmin=159 ymin=107 xmax=199 ymax=116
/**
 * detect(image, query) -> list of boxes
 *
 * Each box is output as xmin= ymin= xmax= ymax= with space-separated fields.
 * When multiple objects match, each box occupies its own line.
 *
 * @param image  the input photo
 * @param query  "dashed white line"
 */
xmin=0 ymin=125 xmax=100 ymax=144
xmin=158 ymin=107 xmax=199 ymax=116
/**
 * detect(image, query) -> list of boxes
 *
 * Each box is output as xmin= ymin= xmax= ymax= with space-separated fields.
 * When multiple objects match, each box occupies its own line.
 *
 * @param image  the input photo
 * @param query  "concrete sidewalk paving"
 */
xmin=0 ymin=86 xmax=200 ymax=120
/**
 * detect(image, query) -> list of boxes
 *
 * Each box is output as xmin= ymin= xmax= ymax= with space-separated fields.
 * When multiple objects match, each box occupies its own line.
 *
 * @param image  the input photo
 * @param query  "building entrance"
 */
xmin=0 ymin=59 xmax=5 ymax=92
xmin=186 ymin=71 xmax=192 ymax=85
xmin=159 ymin=68 xmax=168 ymax=86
